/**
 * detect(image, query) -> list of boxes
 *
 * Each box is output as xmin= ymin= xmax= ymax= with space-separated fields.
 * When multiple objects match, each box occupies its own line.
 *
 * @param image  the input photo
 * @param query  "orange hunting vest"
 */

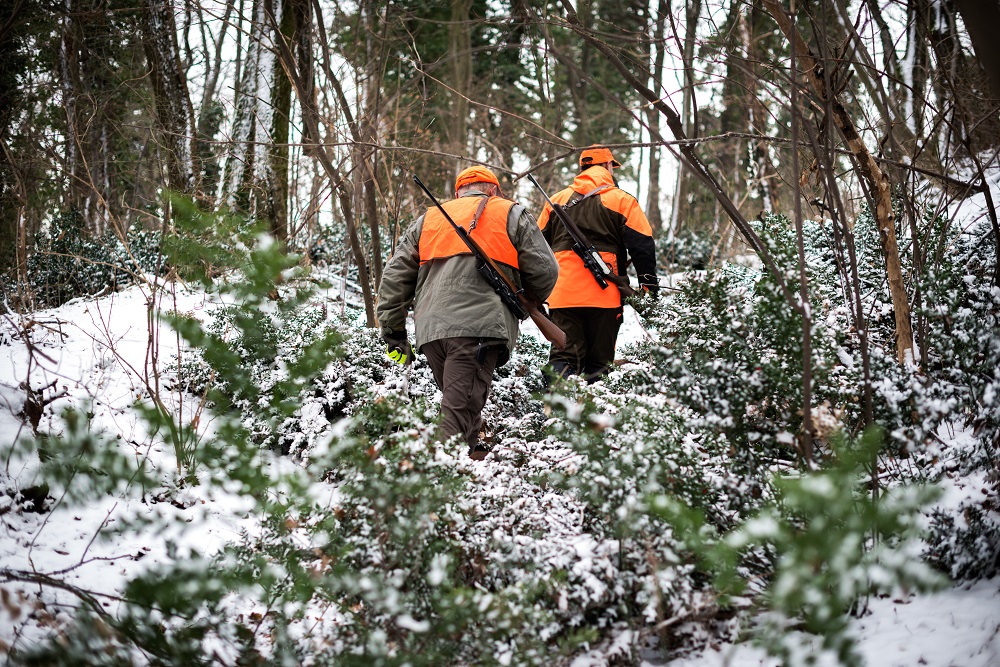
xmin=419 ymin=196 xmax=520 ymax=269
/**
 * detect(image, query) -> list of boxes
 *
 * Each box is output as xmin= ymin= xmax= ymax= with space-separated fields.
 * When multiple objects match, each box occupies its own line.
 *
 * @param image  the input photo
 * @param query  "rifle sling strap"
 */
xmin=562 ymin=184 xmax=611 ymax=210
xmin=468 ymin=195 xmax=490 ymax=231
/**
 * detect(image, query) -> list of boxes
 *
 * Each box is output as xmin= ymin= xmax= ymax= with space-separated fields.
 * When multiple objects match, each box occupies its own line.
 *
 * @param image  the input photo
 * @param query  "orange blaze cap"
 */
xmin=579 ymin=145 xmax=622 ymax=168
xmin=455 ymin=166 xmax=501 ymax=194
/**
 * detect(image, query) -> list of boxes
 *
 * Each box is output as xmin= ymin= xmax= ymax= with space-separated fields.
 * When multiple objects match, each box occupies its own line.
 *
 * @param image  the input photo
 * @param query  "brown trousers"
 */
xmin=421 ymin=337 xmax=504 ymax=453
xmin=547 ymin=306 xmax=622 ymax=382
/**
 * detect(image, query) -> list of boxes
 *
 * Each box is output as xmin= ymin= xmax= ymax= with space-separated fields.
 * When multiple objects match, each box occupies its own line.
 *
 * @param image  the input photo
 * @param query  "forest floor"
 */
xmin=1 ymin=276 xmax=998 ymax=666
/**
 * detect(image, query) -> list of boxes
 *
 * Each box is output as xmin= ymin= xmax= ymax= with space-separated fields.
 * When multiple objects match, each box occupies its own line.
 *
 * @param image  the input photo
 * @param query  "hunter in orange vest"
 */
xmin=537 ymin=145 xmax=659 ymax=381
xmin=377 ymin=166 xmax=558 ymax=459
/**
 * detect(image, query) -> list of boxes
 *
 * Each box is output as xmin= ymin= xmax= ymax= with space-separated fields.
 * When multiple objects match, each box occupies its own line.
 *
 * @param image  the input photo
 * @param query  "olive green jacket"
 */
xmin=376 ymin=192 xmax=559 ymax=362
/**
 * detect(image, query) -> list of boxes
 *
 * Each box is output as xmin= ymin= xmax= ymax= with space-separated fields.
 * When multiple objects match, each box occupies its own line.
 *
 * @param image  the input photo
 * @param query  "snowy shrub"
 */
xmin=656 ymin=229 xmax=714 ymax=271
xmin=174 ymin=300 xmax=347 ymax=456
xmin=920 ymin=214 xmax=1000 ymax=454
xmin=917 ymin=213 xmax=1000 ymax=581
xmin=25 ymin=210 xmax=163 ymax=308
xmin=9 ymin=199 xmax=985 ymax=667
xmin=717 ymin=430 xmax=945 ymax=667
xmin=925 ymin=500 xmax=1000 ymax=581
xmin=481 ymin=334 xmax=550 ymax=444
xmin=621 ymin=214 xmax=843 ymax=485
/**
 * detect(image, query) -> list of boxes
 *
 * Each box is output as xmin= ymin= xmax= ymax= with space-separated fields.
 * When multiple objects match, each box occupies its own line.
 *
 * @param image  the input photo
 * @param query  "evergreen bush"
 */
xmin=8 ymin=200 xmax=994 ymax=666
xmin=24 ymin=211 xmax=164 ymax=308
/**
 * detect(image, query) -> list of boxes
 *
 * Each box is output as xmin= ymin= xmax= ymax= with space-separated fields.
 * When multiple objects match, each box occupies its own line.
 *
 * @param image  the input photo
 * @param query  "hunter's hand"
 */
xmin=383 ymin=331 xmax=414 ymax=366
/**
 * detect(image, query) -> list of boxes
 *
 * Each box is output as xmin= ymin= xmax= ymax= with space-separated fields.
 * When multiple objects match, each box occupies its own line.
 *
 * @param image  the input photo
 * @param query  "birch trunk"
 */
xmin=223 ymin=0 xmax=274 ymax=215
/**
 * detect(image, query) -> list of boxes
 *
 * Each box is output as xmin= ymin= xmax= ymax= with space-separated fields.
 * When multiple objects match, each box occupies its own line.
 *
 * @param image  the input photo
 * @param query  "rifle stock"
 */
xmin=520 ymin=293 xmax=567 ymax=350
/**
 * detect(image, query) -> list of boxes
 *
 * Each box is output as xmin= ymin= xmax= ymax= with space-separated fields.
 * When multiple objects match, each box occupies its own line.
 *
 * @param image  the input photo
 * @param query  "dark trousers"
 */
xmin=547 ymin=307 xmax=622 ymax=382
xmin=421 ymin=337 xmax=503 ymax=453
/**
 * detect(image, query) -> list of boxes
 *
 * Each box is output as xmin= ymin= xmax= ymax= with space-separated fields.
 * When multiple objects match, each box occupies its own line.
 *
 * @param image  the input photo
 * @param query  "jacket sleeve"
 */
xmin=537 ymin=203 xmax=554 ymax=244
xmin=508 ymin=205 xmax=559 ymax=301
xmin=619 ymin=197 xmax=659 ymax=293
xmin=376 ymin=218 xmax=422 ymax=337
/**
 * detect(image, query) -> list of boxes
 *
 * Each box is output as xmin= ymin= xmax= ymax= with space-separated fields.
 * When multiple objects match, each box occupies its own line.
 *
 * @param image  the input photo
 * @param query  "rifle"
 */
xmin=412 ymin=176 xmax=567 ymax=350
xmin=526 ymin=173 xmax=636 ymax=298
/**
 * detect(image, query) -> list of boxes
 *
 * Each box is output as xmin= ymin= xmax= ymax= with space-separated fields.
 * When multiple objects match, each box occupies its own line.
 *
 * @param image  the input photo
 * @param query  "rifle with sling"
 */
xmin=412 ymin=175 xmax=567 ymax=350
xmin=526 ymin=174 xmax=636 ymax=298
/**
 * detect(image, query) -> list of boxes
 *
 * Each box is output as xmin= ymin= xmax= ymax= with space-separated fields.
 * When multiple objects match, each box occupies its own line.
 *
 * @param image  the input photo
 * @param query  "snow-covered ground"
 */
xmin=657 ymin=578 xmax=1000 ymax=667
xmin=1 ymin=277 xmax=998 ymax=664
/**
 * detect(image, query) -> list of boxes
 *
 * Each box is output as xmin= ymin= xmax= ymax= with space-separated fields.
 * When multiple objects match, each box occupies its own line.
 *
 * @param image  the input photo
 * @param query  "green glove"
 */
xmin=384 ymin=331 xmax=413 ymax=366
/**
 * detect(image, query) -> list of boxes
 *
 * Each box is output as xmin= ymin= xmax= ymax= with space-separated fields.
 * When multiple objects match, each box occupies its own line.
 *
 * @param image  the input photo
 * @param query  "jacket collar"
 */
xmin=571 ymin=166 xmax=614 ymax=194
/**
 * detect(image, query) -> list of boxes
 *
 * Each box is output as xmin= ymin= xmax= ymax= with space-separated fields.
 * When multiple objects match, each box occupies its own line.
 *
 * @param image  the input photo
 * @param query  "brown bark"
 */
xmin=953 ymin=0 xmax=1000 ymax=100
xmin=644 ymin=0 xmax=668 ymax=230
xmin=141 ymin=0 xmax=197 ymax=195
xmin=311 ymin=0 xmax=383 ymax=311
xmin=267 ymin=0 xmax=310 ymax=242
xmin=787 ymin=6 xmax=813 ymax=463
xmin=763 ymin=0 xmax=914 ymax=364
xmin=448 ymin=0 xmax=473 ymax=158
xmin=669 ymin=0 xmax=700 ymax=235
xmin=271 ymin=3 xmax=377 ymax=326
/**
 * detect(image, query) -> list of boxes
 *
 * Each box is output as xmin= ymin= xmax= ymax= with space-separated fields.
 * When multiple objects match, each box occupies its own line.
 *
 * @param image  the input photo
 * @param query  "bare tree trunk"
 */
xmin=59 ymin=0 xmax=85 ymax=215
xmin=669 ymin=0 xmax=699 ymax=237
xmin=763 ymin=0 xmax=914 ymax=364
xmin=361 ymin=2 xmax=385 ymax=289
xmin=267 ymin=0 xmax=310 ymax=242
xmin=644 ymin=0 xmax=668 ymax=231
xmin=223 ymin=0 xmax=272 ymax=213
xmin=831 ymin=0 xmax=945 ymax=186
xmin=744 ymin=3 xmax=779 ymax=213
xmin=448 ymin=0 xmax=473 ymax=159
xmin=276 ymin=1 xmax=377 ymax=325
xmin=788 ymin=4 xmax=813 ymax=463
xmin=953 ymin=0 xmax=1000 ymax=99
xmin=141 ymin=0 xmax=197 ymax=195
xmin=196 ymin=0 xmax=236 ymax=201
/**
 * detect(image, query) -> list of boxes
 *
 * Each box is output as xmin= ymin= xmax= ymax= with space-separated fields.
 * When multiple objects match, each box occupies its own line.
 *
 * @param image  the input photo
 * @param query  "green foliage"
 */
xmin=719 ymin=430 xmax=945 ymax=667
xmin=25 ymin=211 xmax=163 ymax=308
xmin=624 ymin=222 xmax=837 ymax=482
xmin=11 ymin=199 xmax=995 ymax=667
xmin=655 ymin=229 xmax=714 ymax=271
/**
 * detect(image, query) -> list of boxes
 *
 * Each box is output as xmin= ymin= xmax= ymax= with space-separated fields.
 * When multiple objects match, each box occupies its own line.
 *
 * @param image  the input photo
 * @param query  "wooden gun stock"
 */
xmin=521 ymin=294 xmax=567 ymax=350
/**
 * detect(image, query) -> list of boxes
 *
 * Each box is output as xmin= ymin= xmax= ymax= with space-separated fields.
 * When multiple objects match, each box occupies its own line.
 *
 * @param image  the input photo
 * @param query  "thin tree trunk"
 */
xmin=314 ymin=0 xmax=383 ymax=289
xmin=271 ymin=3 xmax=377 ymax=325
xmin=141 ymin=0 xmax=197 ymax=195
xmin=788 ymin=4 xmax=813 ymax=463
xmin=268 ymin=0 xmax=309 ymax=242
xmin=59 ymin=0 xmax=85 ymax=215
xmin=645 ymin=0 xmax=668 ymax=231
xmin=448 ymin=0 xmax=473 ymax=159
xmin=361 ymin=1 xmax=385 ymax=289
xmin=668 ymin=0 xmax=699 ymax=236
xmin=953 ymin=0 xmax=1000 ymax=99
xmin=763 ymin=0 xmax=914 ymax=364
